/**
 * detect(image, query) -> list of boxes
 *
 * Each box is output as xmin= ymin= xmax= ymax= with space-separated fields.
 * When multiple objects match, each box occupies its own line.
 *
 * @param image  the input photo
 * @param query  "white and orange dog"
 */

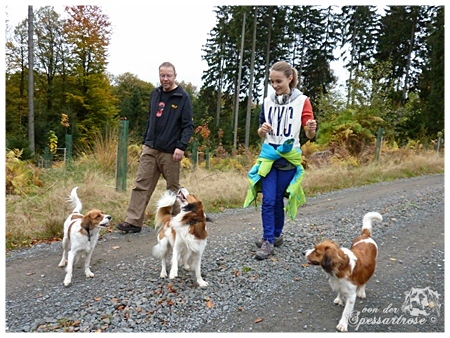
xmin=58 ymin=187 xmax=111 ymax=286
xmin=152 ymin=188 xmax=209 ymax=287
xmin=303 ymin=211 xmax=383 ymax=332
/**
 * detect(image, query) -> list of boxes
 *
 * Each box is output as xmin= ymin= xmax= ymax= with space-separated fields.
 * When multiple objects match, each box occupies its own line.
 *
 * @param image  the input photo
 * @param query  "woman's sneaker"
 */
xmin=255 ymin=234 xmax=284 ymax=248
xmin=255 ymin=240 xmax=274 ymax=260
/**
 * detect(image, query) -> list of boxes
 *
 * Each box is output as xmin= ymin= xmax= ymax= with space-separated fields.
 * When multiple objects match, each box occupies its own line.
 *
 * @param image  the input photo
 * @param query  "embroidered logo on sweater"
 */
xmin=157 ymin=102 xmax=165 ymax=117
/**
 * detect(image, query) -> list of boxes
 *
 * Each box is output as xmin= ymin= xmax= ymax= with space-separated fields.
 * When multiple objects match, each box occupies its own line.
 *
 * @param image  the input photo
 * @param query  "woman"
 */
xmin=244 ymin=61 xmax=317 ymax=260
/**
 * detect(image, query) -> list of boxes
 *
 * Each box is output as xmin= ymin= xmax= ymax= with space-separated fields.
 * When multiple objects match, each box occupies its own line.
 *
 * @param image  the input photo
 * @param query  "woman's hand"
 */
xmin=306 ymin=119 xmax=317 ymax=131
xmin=305 ymin=119 xmax=317 ymax=139
xmin=258 ymin=122 xmax=272 ymax=137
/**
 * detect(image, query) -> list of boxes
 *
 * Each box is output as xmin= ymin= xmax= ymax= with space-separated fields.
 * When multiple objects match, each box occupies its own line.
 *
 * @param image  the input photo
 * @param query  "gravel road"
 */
xmin=4 ymin=174 xmax=445 ymax=333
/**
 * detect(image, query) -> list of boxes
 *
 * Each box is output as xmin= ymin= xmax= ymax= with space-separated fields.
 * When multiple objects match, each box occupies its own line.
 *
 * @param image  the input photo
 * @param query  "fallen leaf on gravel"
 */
xmin=254 ymin=318 xmax=264 ymax=323
xmin=94 ymin=297 xmax=102 ymax=301
xmin=206 ymin=300 xmax=214 ymax=308
xmin=390 ymin=258 xmax=397 ymax=261
xmin=301 ymin=263 xmax=309 ymax=267
xmin=112 ymin=246 xmax=120 ymax=250
xmin=294 ymin=277 xmax=300 ymax=281
xmin=238 ymin=307 xmax=243 ymax=311
xmin=25 ymin=272 xmax=35 ymax=276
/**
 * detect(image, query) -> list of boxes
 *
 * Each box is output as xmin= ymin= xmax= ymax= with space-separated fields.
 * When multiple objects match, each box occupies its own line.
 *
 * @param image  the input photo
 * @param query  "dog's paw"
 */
xmin=63 ymin=279 xmax=72 ymax=287
xmin=334 ymin=297 xmax=344 ymax=306
xmin=58 ymin=260 xmax=67 ymax=267
xmin=160 ymin=271 xmax=167 ymax=278
xmin=357 ymin=291 xmax=366 ymax=298
xmin=336 ymin=321 xmax=348 ymax=332
xmin=197 ymin=279 xmax=208 ymax=287
xmin=85 ymin=269 xmax=94 ymax=278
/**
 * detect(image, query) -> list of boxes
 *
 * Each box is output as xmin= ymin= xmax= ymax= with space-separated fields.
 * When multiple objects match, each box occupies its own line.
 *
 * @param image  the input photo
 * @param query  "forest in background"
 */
xmin=4 ymin=5 xmax=444 ymax=161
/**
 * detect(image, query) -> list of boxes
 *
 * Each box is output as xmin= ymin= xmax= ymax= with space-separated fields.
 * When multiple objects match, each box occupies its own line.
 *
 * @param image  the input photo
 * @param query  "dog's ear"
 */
xmin=182 ymin=202 xmax=198 ymax=213
xmin=321 ymin=248 xmax=335 ymax=274
xmin=322 ymin=246 xmax=346 ymax=275
xmin=81 ymin=216 xmax=95 ymax=231
xmin=80 ymin=212 xmax=95 ymax=231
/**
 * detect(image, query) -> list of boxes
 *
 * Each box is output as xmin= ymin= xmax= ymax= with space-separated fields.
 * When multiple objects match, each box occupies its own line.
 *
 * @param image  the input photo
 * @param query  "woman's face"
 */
xmin=269 ymin=70 xmax=292 ymax=96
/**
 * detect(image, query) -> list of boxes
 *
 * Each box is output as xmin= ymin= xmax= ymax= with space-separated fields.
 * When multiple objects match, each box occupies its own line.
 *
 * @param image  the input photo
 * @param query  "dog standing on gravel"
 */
xmin=58 ymin=187 xmax=111 ymax=287
xmin=152 ymin=188 xmax=209 ymax=287
xmin=303 ymin=211 xmax=383 ymax=332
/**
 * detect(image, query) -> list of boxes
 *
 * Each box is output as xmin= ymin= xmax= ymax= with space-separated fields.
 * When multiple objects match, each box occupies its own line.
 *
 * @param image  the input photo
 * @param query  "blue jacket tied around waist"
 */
xmin=243 ymin=139 xmax=306 ymax=220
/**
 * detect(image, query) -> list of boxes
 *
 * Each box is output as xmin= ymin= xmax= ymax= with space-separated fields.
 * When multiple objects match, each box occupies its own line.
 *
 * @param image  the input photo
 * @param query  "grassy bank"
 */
xmin=5 ymin=145 xmax=444 ymax=251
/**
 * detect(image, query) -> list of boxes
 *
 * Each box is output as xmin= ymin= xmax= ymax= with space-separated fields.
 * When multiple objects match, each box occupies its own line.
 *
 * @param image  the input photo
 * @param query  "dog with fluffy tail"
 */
xmin=152 ymin=188 xmax=210 ymax=287
xmin=303 ymin=211 xmax=383 ymax=331
xmin=58 ymin=187 xmax=111 ymax=286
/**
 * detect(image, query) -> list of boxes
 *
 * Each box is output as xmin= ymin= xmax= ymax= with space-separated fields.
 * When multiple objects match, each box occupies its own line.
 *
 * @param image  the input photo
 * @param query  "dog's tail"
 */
xmin=155 ymin=190 xmax=177 ymax=228
xmin=152 ymin=242 xmax=163 ymax=258
xmin=157 ymin=190 xmax=177 ymax=208
xmin=67 ymin=186 xmax=82 ymax=213
xmin=152 ymin=237 xmax=169 ymax=258
xmin=361 ymin=211 xmax=383 ymax=236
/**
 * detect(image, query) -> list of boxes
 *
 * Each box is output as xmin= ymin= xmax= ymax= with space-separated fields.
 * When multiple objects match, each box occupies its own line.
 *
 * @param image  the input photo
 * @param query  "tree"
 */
xmin=111 ymin=72 xmax=154 ymax=139
xmin=62 ymin=5 xmax=118 ymax=146
xmin=5 ymin=14 xmax=36 ymax=157
xmin=340 ymin=6 xmax=380 ymax=105
xmin=376 ymin=6 xmax=428 ymax=104
xmin=416 ymin=6 xmax=444 ymax=138
xmin=287 ymin=5 xmax=339 ymax=104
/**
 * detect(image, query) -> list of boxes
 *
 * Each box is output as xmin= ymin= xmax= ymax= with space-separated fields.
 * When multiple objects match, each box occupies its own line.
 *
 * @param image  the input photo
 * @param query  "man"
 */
xmin=116 ymin=62 xmax=194 ymax=233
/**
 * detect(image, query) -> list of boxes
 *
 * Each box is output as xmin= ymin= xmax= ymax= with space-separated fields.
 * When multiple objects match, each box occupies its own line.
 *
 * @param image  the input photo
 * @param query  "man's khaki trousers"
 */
xmin=125 ymin=145 xmax=180 ymax=227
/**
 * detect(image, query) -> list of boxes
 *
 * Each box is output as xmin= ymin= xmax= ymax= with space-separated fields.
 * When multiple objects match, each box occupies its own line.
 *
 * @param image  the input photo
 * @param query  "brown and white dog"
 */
xmin=303 ymin=211 xmax=383 ymax=332
xmin=152 ymin=188 xmax=209 ymax=287
xmin=58 ymin=187 xmax=111 ymax=287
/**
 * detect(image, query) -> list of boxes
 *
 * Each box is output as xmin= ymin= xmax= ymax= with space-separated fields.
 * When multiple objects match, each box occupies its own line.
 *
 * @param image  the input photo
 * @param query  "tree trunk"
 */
xmin=233 ymin=11 xmax=246 ymax=150
xmin=402 ymin=9 xmax=418 ymax=103
xmin=28 ymin=5 xmax=35 ymax=156
xmin=263 ymin=7 xmax=274 ymax=99
xmin=216 ymin=53 xmax=223 ymax=127
xmin=245 ymin=7 xmax=257 ymax=148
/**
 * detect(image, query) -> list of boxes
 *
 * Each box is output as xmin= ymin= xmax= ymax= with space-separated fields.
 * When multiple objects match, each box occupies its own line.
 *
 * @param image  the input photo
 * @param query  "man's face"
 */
xmin=159 ymin=66 xmax=176 ymax=91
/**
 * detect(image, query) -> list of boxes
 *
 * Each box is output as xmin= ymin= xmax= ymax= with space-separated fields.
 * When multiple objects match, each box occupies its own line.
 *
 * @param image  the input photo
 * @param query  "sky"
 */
xmin=4 ymin=2 xmax=218 ymax=89
xmin=4 ymin=1 xmax=356 ymax=97
xmin=9 ymin=1 xmax=431 ymax=93
xmin=3 ymin=0 xmax=444 ymax=95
